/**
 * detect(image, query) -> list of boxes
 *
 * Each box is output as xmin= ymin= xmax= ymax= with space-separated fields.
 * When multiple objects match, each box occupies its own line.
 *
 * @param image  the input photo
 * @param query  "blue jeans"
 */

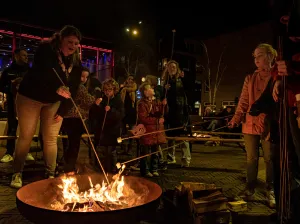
xmin=140 ymin=145 xmax=159 ymax=175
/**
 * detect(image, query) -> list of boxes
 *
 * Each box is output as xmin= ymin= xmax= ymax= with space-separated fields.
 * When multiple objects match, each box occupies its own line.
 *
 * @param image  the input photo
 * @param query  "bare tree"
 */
xmin=199 ymin=42 xmax=212 ymax=105
xmin=199 ymin=41 xmax=227 ymax=108
xmin=212 ymin=47 xmax=227 ymax=106
xmin=116 ymin=44 xmax=151 ymax=77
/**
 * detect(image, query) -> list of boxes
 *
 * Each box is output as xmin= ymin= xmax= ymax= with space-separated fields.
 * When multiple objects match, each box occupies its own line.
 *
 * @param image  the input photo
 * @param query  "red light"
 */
xmin=0 ymin=30 xmax=111 ymax=53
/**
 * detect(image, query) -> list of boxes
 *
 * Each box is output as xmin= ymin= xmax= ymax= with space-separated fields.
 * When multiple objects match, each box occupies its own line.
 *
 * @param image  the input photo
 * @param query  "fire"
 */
xmin=50 ymin=172 xmax=148 ymax=212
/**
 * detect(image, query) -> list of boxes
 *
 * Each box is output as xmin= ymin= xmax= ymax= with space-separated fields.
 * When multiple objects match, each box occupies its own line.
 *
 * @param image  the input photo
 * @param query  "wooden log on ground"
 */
xmin=192 ymin=191 xmax=228 ymax=214
xmin=176 ymin=182 xmax=228 ymax=215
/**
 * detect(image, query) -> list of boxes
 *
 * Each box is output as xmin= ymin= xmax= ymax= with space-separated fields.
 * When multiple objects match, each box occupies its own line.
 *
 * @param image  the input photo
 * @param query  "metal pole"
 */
xmin=96 ymin=49 xmax=99 ymax=78
xmin=12 ymin=32 xmax=16 ymax=55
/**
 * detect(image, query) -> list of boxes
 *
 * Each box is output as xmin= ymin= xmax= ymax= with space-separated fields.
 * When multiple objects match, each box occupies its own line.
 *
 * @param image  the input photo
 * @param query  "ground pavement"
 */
xmin=0 ymin=141 xmax=275 ymax=224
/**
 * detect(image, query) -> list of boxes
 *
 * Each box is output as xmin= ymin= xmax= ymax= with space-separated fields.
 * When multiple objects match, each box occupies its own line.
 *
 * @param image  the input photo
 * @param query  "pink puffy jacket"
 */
xmin=231 ymin=70 xmax=271 ymax=135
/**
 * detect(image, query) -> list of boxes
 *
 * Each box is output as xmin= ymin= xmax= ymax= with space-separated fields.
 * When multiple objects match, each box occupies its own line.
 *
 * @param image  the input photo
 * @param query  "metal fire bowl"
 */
xmin=16 ymin=174 xmax=162 ymax=224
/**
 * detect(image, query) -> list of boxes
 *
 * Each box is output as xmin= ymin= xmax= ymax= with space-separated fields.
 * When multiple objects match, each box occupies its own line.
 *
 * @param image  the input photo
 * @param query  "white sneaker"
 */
xmin=26 ymin=153 xmax=35 ymax=161
xmin=167 ymin=159 xmax=176 ymax=164
xmin=267 ymin=190 xmax=276 ymax=209
xmin=145 ymin=172 xmax=153 ymax=177
xmin=10 ymin=173 xmax=22 ymax=189
xmin=1 ymin=154 xmax=13 ymax=163
xmin=152 ymin=171 xmax=159 ymax=177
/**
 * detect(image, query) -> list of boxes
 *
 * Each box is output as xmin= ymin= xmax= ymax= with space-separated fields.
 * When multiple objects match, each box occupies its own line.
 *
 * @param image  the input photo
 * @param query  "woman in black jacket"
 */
xmin=11 ymin=25 xmax=82 ymax=189
xmin=161 ymin=60 xmax=191 ymax=167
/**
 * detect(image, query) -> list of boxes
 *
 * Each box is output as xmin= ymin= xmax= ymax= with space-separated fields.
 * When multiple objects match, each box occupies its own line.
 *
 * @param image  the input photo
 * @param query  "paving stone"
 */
xmin=0 ymin=142 xmax=274 ymax=224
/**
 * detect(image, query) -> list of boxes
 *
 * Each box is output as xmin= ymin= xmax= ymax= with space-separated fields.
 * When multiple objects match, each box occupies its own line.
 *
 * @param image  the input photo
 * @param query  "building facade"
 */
xmin=198 ymin=21 xmax=274 ymax=110
xmin=0 ymin=20 xmax=114 ymax=81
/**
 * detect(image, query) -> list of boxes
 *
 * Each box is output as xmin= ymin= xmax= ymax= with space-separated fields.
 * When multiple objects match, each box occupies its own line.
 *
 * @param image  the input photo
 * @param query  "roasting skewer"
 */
xmin=52 ymin=68 xmax=110 ymax=185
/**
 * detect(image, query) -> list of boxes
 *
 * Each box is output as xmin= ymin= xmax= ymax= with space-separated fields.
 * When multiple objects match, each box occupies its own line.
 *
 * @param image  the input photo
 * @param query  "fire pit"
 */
xmin=16 ymin=174 xmax=162 ymax=224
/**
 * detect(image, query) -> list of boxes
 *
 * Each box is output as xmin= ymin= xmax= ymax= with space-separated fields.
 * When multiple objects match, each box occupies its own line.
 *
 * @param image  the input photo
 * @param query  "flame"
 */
xmin=51 ymin=172 xmax=147 ymax=212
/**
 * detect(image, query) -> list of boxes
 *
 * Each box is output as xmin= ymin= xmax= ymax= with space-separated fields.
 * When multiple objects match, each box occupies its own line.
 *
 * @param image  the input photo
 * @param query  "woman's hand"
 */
xmin=57 ymin=86 xmax=71 ymax=99
xmin=105 ymin=106 xmax=111 ymax=112
xmin=164 ymin=84 xmax=170 ymax=90
xmin=227 ymin=119 xmax=237 ymax=129
xmin=273 ymin=80 xmax=282 ymax=102
xmin=95 ymin=98 xmax=102 ymax=106
xmin=54 ymin=114 xmax=63 ymax=123
xmin=276 ymin=60 xmax=288 ymax=76
xmin=159 ymin=118 xmax=164 ymax=124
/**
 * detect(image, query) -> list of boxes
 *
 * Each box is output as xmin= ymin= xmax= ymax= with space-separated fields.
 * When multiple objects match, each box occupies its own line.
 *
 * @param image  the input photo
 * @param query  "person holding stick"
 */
xmin=137 ymin=82 xmax=167 ymax=177
xmin=93 ymin=78 xmax=124 ymax=173
xmin=57 ymin=67 xmax=102 ymax=174
xmin=250 ymin=1 xmax=300 ymax=221
xmin=10 ymin=25 xmax=82 ymax=188
xmin=162 ymin=60 xmax=191 ymax=167
xmin=228 ymin=44 xmax=277 ymax=208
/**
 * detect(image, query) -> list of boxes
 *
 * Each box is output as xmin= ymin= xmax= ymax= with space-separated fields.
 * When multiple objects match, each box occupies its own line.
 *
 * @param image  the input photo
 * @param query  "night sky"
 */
xmin=2 ymin=0 xmax=272 ymax=41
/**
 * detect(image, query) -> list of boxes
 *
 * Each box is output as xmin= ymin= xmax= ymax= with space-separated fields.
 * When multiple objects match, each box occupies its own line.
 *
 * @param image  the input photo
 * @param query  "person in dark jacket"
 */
xmin=249 ymin=2 xmax=300 ymax=221
xmin=10 ymin=25 xmax=82 ymax=189
xmin=94 ymin=78 xmax=124 ymax=173
xmin=119 ymin=74 xmax=137 ymax=155
xmin=59 ymin=68 xmax=102 ymax=173
xmin=0 ymin=49 xmax=34 ymax=163
xmin=162 ymin=60 xmax=191 ymax=167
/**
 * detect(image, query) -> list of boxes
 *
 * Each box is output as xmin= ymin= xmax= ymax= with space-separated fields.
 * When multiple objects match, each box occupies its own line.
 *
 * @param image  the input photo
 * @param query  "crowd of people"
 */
xmin=0 ymin=25 xmax=192 ymax=189
xmin=0 ymin=7 xmax=300 ymax=222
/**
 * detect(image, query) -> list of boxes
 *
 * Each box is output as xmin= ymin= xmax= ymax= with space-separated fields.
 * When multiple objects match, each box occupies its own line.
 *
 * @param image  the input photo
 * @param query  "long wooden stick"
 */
xmin=193 ymin=131 xmax=242 ymax=136
xmin=121 ymin=142 xmax=185 ymax=166
xmin=166 ymin=137 xmax=244 ymax=142
xmin=52 ymin=68 xmax=109 ymax=185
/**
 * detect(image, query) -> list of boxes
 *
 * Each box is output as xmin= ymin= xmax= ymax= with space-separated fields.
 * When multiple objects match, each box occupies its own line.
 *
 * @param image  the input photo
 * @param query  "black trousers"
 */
xmin=61 ymin=118 xmax=84 ymax=173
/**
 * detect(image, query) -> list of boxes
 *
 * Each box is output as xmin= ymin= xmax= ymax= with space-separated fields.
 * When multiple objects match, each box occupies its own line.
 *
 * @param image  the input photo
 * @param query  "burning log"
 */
xmin=63 ymin=201 xmax=104 ymax=212
xmin=16 ymin=175 xmax=162 ymax=224
xmin=95 ymin=201 xmax=129 ymax=211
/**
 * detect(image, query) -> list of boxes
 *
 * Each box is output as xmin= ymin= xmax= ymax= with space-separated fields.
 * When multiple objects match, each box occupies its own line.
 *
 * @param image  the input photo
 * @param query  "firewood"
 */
xmin=63 ymin=201 xmax=104 ymax=212
xmin=180 ymin=182 xmax=218 ymax=192
xmin=195 ymin=191 xmax=223 ymax=201
xmin=192 ymin=196 xmax=228 ymax=214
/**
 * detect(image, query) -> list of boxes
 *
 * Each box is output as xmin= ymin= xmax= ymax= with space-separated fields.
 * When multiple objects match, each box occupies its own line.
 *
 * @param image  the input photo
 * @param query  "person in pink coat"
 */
xmin=228 ymin=43 xmax=277 ymax=208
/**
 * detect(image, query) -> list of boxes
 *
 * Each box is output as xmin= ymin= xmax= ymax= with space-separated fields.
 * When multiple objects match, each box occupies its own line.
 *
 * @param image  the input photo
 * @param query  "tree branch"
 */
xmin=216 ymin=65 xmax=227 ymax=89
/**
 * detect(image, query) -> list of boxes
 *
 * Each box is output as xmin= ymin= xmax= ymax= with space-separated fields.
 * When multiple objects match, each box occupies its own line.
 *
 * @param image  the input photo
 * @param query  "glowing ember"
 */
xmin=50 ymin=172 xmax=148 ymax=212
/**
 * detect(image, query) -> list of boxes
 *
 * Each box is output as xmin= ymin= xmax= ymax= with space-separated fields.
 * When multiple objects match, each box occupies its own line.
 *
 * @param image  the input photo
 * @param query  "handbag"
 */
xmin=129 ymin=100 xmax=148 ymax=136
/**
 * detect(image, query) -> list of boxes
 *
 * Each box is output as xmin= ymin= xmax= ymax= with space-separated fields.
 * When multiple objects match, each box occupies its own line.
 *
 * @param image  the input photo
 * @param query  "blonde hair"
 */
xmin=255 ymin=43 xmax=278 ymax=64
xmin=102 ymin=78 xmax=119 ymax=94
xmin=139 ymin=82 xmax=152 ymax=98
xmin=161 ymin=60 xmax=182 ymax=82
xmin=145 ymin=75 xmax=158 ymax=86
